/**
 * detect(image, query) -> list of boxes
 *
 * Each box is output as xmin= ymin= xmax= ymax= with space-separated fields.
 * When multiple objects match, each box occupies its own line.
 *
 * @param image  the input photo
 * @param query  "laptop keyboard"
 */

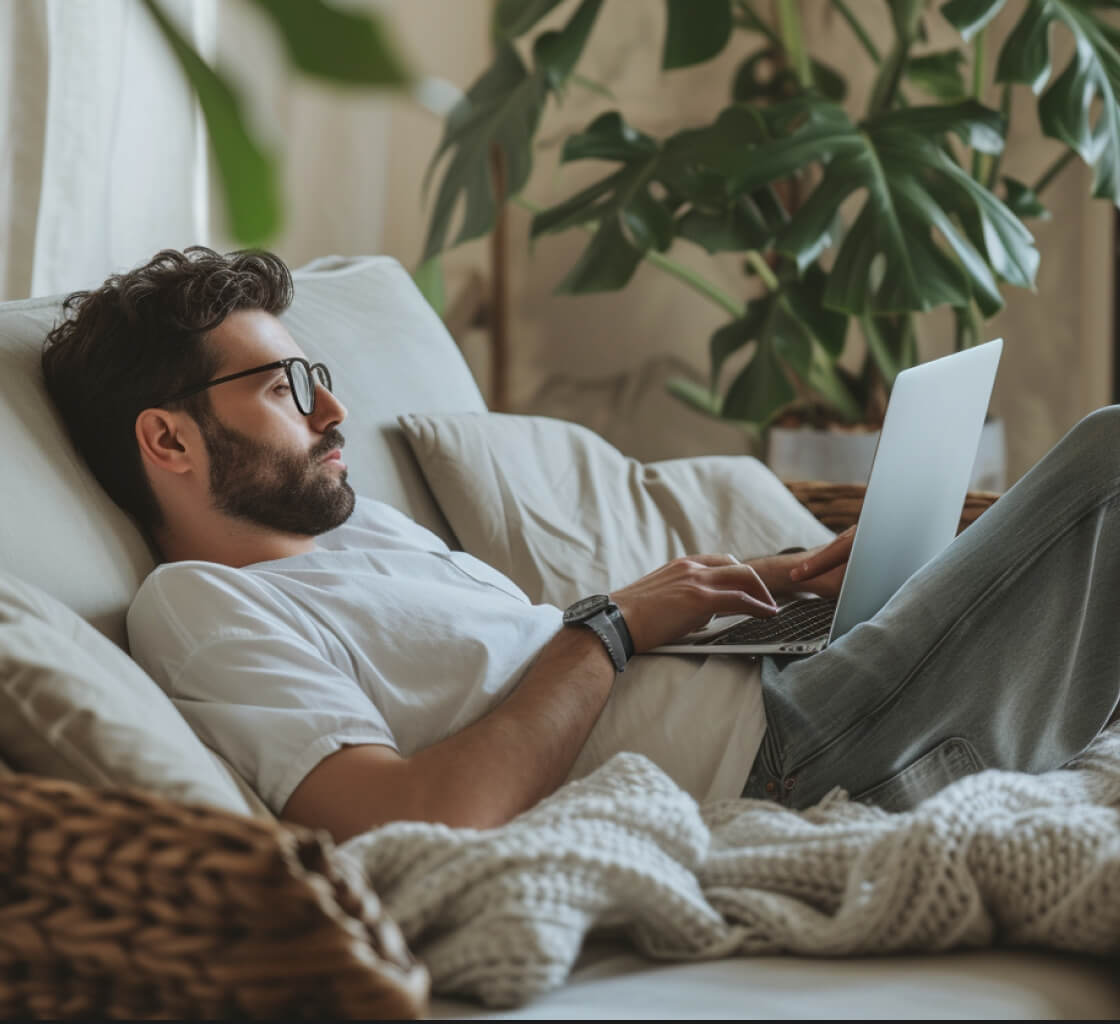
xmin=698 ymin=597 xmax=838 ymax=646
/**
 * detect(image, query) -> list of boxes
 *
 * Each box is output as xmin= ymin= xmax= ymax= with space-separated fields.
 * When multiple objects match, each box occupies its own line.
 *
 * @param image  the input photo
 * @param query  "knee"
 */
xmin=1063 ymin=405 xmax=1120 ymax=475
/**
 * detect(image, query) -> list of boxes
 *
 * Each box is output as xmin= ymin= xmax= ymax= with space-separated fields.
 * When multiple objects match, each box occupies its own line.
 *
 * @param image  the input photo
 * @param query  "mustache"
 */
xmin=310 ymin=428 xmax=346 ymax=461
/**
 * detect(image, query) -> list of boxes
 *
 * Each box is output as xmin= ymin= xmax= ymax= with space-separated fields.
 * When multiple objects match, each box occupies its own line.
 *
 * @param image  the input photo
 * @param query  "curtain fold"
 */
xmin=0 ymin=0 xmax=214 ymax=301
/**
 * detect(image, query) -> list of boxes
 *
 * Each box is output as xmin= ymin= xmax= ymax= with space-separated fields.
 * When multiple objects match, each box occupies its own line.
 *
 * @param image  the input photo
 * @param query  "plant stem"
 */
xmin=967 ymin=302 xmax=983 ymax=350
xmin=970 ymin=30 xmax=988 ymax=181
xmin=985 ymin=84 xmax=1012 ymax=191
xmin=866 ymin=2 xmax=921 ymax=117
xmin=830 ymin=0 xmax=880 ymax=64
xmin=1032 ymin=149 xmax=1077 ymax=197
xmin=775 ymin=0 xmax=813 ymax=90
xmin=734 ymin=1 xmax=782 ymax=46
xmin=511 ymin=194 xmax=748 ymax=319
xmin=743 ymin=250 xmax=781 ymax=291
xmin=645 ymin=249 xmax=750 ymax=317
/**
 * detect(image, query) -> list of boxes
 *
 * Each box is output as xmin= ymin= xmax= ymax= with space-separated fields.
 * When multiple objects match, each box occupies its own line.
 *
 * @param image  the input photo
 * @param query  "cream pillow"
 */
xmin=0 ymin=571 xmax=265 ymax=817
xmin=397 ymin=412 xmax=834 ymax=607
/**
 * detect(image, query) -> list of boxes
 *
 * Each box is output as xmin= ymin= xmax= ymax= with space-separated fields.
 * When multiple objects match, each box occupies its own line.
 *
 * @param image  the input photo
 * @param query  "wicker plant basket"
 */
xmin=0 ymin=774 xmax=429 ymax=1020
xmin=786 ymin=481 xmax=1001 ymax=534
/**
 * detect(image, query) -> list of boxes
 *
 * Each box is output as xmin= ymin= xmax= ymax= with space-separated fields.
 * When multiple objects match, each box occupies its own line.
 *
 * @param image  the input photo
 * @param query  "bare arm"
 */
xmin=282 ymin=625 xmax=615 ymax=840
xmin=282 ymin=555 xmax=780 ymax=842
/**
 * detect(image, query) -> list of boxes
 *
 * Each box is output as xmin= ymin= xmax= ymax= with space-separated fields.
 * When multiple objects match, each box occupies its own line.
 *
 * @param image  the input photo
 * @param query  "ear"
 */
xmin=135 ymin=408 xmax=200 ymax=476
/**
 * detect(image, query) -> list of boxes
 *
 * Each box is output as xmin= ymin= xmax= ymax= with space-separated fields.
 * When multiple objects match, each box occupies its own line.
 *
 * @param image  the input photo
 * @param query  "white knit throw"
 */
xmin=340 ymin=725 xmax=1120 ymax=1008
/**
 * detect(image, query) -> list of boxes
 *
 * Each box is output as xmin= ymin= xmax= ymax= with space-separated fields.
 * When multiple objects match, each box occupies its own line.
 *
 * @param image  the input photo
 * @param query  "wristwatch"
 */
xmin=563 ymin=594 xmax=634 ymax=673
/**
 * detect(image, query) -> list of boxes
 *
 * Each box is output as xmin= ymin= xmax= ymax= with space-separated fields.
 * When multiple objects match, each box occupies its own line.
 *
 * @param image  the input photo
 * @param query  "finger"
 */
xmin=707 ymin=589 xmax=780 ymax=618
xmin=791 ymin=529 xmax=855 ymax=580
xmin=704 ymin=564 xmax=777 ymax=609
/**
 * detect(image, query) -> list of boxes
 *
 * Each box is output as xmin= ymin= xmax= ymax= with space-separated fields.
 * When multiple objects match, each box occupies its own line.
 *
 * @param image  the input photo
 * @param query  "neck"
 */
xmin=154 ymin=511 xmax=318 ymax=567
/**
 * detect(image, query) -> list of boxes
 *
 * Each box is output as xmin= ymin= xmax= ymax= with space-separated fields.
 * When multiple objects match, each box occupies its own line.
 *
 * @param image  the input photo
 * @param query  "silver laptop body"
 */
xmin=652 ymin=338 xmax=1004 ymax=656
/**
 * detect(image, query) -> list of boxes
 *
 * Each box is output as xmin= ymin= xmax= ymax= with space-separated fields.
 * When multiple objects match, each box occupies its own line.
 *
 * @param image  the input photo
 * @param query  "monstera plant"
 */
xmin=422 ymin=0 xmax=1120 ymax=443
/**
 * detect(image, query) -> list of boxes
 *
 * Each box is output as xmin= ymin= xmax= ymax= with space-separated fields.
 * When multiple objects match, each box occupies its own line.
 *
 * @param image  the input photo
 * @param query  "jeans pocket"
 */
xmin=853 ymin=737 xmax=984 ymax=813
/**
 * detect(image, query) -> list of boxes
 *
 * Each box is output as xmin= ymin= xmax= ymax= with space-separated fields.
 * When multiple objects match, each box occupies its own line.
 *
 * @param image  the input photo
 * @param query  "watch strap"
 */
xmin=580 ymin=609 xmax=630 ymax=673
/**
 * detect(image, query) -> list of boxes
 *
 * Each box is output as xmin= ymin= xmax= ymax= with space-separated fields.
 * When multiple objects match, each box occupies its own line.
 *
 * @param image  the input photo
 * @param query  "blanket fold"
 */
xmin=340 ymin=726 xmax=1120 ymax=1008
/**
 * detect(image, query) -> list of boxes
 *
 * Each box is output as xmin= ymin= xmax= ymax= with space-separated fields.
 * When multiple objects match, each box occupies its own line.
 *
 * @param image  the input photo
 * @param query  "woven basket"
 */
xmin=786 ymin=480 xmax=1001 ymax=534
xmin=0 ymin=774 xmax=429 ymax=1019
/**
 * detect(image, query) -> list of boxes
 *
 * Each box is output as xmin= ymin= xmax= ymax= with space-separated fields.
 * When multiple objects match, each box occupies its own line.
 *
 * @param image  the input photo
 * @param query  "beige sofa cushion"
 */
xmin=0 ymin=570 xmax=264 ymax=817
xmin=398 ymin=411 xmax=834 ymax=608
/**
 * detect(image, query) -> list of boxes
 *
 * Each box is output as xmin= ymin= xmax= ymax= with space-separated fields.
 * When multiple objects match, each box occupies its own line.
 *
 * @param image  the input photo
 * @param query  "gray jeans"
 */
xmin=743 ymin=405 xmax=1120 ymax=812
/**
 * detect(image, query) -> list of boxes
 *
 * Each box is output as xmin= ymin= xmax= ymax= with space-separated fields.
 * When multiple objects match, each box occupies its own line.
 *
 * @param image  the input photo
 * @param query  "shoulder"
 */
xmin=127 ymin=559 xmax=291 ymax=659
xmin=132 ymin=559 xmax=278 ymax=615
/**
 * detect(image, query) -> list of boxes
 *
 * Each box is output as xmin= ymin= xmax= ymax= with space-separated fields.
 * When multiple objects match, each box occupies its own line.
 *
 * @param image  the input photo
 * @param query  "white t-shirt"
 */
xmin=127 ymin=497 xmax=765 ymax=813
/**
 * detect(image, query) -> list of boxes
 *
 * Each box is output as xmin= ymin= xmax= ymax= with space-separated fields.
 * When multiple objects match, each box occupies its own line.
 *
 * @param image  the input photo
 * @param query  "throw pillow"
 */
xmin=0 ymin=571 xmax=262 ymax=817
xmin=0 ymin=772 xmax=428 ymax=1019
xmin=398 ymin=412 xmax=834 ymax=607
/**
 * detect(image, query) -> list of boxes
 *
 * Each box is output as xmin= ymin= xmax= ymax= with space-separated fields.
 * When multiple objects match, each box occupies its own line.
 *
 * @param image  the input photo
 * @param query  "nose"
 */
xmin=311 ymin=381 xmax=347 ymax=430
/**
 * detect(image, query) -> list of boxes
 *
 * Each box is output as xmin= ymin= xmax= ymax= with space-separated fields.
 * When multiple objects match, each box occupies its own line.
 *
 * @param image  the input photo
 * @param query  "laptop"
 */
xmin=652 ymin=337 xmax=1003 ymax=656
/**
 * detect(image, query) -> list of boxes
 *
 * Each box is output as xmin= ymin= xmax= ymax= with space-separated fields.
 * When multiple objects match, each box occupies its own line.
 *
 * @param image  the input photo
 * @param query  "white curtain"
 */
xmin=0 ymin=0 xmax=215 ymax=300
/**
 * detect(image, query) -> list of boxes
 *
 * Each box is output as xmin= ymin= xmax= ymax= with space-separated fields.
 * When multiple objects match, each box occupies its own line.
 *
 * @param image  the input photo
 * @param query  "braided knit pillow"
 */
xmin=0 ymin=774 xmax=429 ymax=1019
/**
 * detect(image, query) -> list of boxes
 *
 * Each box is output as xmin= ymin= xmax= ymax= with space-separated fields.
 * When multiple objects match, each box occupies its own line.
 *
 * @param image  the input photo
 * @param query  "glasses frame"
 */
xmin=162 ymin=357 xmax=333 ymax=416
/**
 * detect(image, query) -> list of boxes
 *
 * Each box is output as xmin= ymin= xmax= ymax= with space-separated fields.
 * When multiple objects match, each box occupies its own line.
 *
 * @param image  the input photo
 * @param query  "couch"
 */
xmin=0 ymin=254 xmax=1117 ymax=1018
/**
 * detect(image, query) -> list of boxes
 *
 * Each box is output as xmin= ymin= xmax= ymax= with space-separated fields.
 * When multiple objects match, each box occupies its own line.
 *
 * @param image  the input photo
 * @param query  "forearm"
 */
xmin=394 ymin=626 xmax=615 ymax=829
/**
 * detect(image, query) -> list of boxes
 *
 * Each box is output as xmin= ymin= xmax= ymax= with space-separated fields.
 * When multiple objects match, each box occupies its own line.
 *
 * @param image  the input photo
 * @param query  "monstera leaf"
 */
xmin=719 ymin=97 xmax=1037 ymax=316
xmin=719 ymin=268 xmax=862 ymax=426
xmin=493 ymin=0 xmax=570 ymax=37
xmin=671 ymin=266 xmax=860 ymax=428
xmin=528 ymin=113 xmax=676 ymax=292
xmin=423 ymin=0 xmax=602 ymax=262
xmin=906 ymin=50 xmax=969 ymax=99
xmin=421 ymin=45 xmax=547 ymax=262
xmin=531 ymin=104 xmax=795 ymax=291
xmin=943 ymin=0 xmax=1120 ymax=202
xmin=663 ymin=0 xmax=733 ymax=69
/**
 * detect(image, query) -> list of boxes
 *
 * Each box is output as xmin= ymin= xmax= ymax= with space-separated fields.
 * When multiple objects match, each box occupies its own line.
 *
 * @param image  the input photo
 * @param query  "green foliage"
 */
xmin=421 ymin=0 xmax=1120 ymax=430
xmin=413 ymin=256 xmax=446 ymax=318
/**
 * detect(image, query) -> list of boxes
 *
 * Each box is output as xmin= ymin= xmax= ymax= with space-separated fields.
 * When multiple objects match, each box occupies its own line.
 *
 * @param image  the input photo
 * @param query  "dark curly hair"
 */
xmin=41 ymin=246 xmax=294 ymax=532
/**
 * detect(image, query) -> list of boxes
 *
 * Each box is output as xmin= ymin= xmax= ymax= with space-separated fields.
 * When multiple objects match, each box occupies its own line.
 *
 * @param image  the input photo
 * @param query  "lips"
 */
xmin=312 ymin=429 xmax=346 ymax=465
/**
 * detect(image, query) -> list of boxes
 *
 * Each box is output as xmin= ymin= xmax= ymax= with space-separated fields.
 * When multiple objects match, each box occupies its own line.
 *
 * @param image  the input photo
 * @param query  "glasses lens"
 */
xmin=311 ymin=363 xmax=332 ymax=393
xmin=290 ymin=360 xmax=315 ymax=414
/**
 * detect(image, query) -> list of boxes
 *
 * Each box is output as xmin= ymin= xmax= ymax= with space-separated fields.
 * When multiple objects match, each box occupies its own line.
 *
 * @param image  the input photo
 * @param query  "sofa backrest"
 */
xmin=0 ymin=254 xmax=486 ymax=649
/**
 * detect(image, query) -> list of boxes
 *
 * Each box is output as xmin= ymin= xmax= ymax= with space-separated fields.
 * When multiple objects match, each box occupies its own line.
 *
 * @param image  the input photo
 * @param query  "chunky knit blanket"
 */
xmin=340 ymin=725 xmax=1120 ymax=1008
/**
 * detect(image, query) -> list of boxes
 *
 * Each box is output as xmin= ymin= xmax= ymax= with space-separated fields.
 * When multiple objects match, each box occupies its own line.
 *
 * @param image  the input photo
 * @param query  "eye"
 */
xmin=272 ymin=378 xmax=291 ymax=395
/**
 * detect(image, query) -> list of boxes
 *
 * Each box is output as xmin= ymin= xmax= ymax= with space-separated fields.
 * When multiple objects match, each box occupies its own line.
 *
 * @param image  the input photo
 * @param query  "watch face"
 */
xmin=564 ymin=594 xmax=610 ymax=622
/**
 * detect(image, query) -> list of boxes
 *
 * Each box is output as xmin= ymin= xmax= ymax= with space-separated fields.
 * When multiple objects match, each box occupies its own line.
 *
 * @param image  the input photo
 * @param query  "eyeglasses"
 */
xmin=163 ymin=357 xmax=333 ymax=416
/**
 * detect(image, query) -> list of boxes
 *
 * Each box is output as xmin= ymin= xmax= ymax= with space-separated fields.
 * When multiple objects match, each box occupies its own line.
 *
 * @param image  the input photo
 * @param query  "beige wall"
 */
xmin=377 ymin=0 xmax=1113 ymax=483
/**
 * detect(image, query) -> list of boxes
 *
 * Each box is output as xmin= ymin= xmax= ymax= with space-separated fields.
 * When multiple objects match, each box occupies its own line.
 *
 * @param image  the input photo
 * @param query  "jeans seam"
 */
xmin=784 ymin=484 xmax=1120 ymax=779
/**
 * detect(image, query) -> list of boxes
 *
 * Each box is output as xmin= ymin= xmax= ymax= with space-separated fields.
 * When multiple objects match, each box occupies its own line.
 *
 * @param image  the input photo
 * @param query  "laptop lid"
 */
xmin=828 ymin=337 xmax=1003 ymax=642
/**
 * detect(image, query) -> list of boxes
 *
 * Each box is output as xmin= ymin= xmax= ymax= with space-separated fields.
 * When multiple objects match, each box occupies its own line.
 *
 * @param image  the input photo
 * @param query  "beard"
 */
xmin=198 ymin=414 xmax=356 ymax=536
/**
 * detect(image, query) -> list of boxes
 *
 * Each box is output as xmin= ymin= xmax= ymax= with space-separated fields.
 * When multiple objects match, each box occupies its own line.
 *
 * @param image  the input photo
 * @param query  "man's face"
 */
xmin=193 ymin=310 xmax=355 ymax=536
xmin=198 ymin=413 xmax=355 ymax=536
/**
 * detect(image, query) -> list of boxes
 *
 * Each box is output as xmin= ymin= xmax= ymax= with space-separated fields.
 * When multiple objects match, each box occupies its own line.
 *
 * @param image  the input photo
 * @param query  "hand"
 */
xmin=787 ymin=527 xmax=856 ymax=598
xmin=746 ymin=527 xmax=856 ymax=600
xmin=610 ymin=555 xmax=778 ymax=654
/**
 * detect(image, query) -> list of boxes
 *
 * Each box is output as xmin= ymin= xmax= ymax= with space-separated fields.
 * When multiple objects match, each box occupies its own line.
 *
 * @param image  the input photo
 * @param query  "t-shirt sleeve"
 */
xmin=128 ymin=565 xmax=396 ymax=814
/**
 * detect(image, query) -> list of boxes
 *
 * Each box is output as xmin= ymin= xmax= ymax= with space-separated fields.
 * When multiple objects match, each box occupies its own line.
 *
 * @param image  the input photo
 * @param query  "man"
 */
xmin=42 ymin=247 xmax=1120 ymax=842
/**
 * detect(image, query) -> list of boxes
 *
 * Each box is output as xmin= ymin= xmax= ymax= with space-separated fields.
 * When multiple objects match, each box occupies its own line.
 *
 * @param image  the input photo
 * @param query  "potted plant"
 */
xmin=419 ymin=0 xmax=1120 ymax=486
